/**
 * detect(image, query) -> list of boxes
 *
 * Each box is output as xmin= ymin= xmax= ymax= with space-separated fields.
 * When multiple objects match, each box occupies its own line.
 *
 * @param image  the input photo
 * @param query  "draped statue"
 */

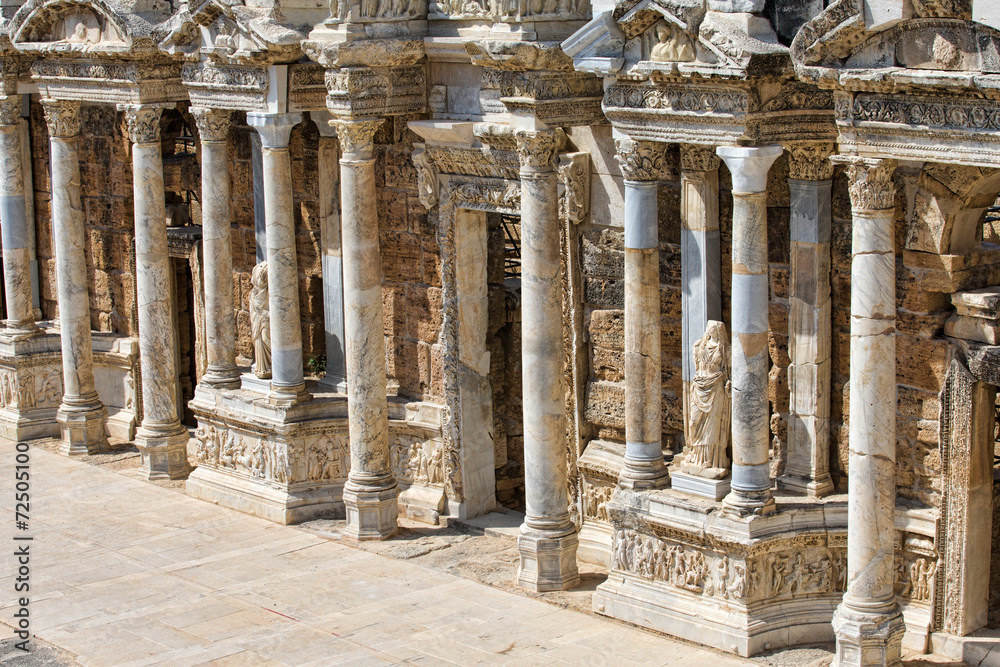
xmin=680 ymin=320 xmax=731 ymax=479
xmin=250 ymin=261 xmax=271 ymax=379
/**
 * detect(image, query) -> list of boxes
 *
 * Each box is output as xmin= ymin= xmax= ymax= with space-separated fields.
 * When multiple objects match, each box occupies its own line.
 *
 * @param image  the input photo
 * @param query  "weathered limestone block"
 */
xmin=945 ymin=286 xmax=1000 ymax=344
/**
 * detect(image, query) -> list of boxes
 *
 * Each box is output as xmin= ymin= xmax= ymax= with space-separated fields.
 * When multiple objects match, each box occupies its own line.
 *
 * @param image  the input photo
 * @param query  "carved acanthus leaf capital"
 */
xmin=121 ymin=105 xmax=163 ymax=145
xmin=330 ymin=117 xmax=384 ymax=159
xmin=786 ymin=142 xmax=836 ymax=181
xmin=41 ymin=99 xmax=81 ymax=138
xmin=616 ymin=138 xmax=669 ymax=182
xmin=680 ymin=144 xmax=720 ymax=174
xmin=191 ymin=107 xmax=231 ymax=143
xmin=833 ymin=156 xmax=898 ymax=212
xmin=0 ymin=96 xmax=21 ymax=127
xmin=514 ymin=129 xmax=565 ymax=173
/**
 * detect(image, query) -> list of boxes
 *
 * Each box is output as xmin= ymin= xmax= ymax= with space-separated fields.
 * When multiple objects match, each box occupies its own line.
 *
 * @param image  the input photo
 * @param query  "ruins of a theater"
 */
xmin=2 ymin=0 xmax=1000 ymax=662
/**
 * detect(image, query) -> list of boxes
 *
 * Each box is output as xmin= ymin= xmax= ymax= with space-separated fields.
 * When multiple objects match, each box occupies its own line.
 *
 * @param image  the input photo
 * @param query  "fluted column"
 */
xmin=614 ymin=137 xmax=668 ymax=490
xmin=192 ymin=108 xmax=240 ymax=390
xmin=247 ymin=112 xmax=310 ymax=407
xmin=515 ymin=128 xmax=580 ymax=592
xmin=124 ymin=104 xmax=190 ymax=479
xmin=716 ymin=145 xmax=783 ymax=516
xmin=0 ymin=96 xmax=39 ymax=341
xmin=331 ymin=117 xmax=398 ymax=541
xmin=42 ymin=99 xmax=108 ymax=454
xmin=831 ymin=157 xmax=904 ymax=667
xmin=779 ymin=142 xmax=835 ymax=497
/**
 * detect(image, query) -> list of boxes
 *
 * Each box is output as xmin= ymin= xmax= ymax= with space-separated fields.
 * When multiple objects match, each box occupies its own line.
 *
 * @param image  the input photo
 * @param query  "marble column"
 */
xmin=247 ymin=112 xmax=309 ymax=407
xmin=330 ymin=117 xmax=397 ymax=541
xmin=192 ymin=108 xmax=240 ymax=390
xmin=42 ymin=99 xmax=108 ymax=454
xmin=124 ymin=104 xmax=191 ymax=479
xmin=716 ymin=145 xmax=783 ymax=516
xmin=779 ymin=143 xmax=835 ymax=497
xmin=515 ymin=128 xmax=580 ymax=592
xmin=831 ymin=157 xmax=905 ymax=667
xmin=0 ymin=96 xmax=39 ymax=341
xmin=614 ymin=138 xmax=668 ymax=490
xmin=679 ymin=145 xmax=722 ymax=447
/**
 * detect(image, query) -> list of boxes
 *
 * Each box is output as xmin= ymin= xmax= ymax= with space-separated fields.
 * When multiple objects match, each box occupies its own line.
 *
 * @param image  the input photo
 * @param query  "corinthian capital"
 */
xmin=0 ymin=96 xmax=21 ymax=127
xmin=833 ymin=156 xmax=898 ymax=212
xmin=191 ymin=107 xmax=231 ymax=143
xmin=680 ymin=144 xmax=720 ymax=173
xmin=786 ymin=141 xmax=836 ymax=181
xmin=41 ymin=99 xmax=81 ymax=138
xmin=514 ymin=129 xmax=565 ymax=173
xmin=120 ymin=104 xmax=163 ymax=145
xmin=330 ymin=117 xmax=384 ymax=159
xmin=616 ymin=138 xmax=670 ymax=182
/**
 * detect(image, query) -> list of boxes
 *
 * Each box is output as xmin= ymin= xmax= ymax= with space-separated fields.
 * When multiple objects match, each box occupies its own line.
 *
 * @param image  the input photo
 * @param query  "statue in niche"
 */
xmin=250 ymin=261 xmax=271 ymax=379
xmin=680 ymin=320 xmax=730 ymax=479
xmin=650 ymin=22 xmax=695 ymax=63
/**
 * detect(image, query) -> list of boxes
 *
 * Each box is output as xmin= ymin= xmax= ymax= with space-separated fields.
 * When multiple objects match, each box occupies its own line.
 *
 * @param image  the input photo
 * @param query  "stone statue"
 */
xmin=680 ymin=320 xmax=730 ymax=479
xmin=250 ymin=261 xmax=272 ymax=379
xmin=650 ymin=22 xmax=695 ymax=63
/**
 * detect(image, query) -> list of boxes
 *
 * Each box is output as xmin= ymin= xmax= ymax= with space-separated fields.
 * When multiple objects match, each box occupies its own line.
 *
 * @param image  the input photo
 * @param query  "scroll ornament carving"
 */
xmin=41 ymin=99 xmax=81 ymax=138
xmin=0 ymin=96 xmax=20 ymax=127
xmin=122 ymin=105 xmax=163 ymax=145
xmin=514 ymin=129 xmax=565 ymax=172
xmin=680 ymin=321 xmax=731 ymax=480
xmin=191 ymin=108 xmax=231 ymax=143
xmin=331 ymin=118 xmax=383 ymax=158
xmin=615 ymin=138 xmax=668 ymax=182
xmin=680 ymin=144 xmax=720 ymax=173
xmin=452 ymin=181 xmax=521 ymax=213
xmin=786 ymin=142 xmax=835 ymax=181
xmin=841 ymin=158 xmax=897 ymax=212
xmin=558 ymin=153 xmax=590 ymax=225
xmin=412 ymin=143 xmax=438 ymax=210
xmin=250 ymin=261 xmax=271 ymax=379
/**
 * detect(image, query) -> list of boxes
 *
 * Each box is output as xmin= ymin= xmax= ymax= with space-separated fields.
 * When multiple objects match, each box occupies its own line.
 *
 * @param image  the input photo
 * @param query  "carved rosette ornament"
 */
xmin=514 ymin=129 xmax=565 ymax=174
xmin=680 ymin=144 xmax=721 ymax=174
xmin=330 ymin=117 xmax=383 ymax=160
xmin=121 ymin=105 xmax=163 ymax=145
xmin=835 ymin=156 xmax=898 ymax=212
xmin=0 ymin=96 xmax=20 ymax=127
xmin=786 ymin=142 xmax=836 ymax=181
xmin=41 ymin=99 xmax=81 ymax=138
xmin=191 ymin=107 xmax=231 ymax=143
xmin=616 ymin=138 xmax=669 ymax=182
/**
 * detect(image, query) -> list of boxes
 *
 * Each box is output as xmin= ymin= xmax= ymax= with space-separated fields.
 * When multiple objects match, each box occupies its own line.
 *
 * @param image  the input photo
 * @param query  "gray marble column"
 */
xmin=515 ymin=128 xmax=580 ymax=592
xmin=831 ymin=157 xmax=905 ymax=667
xmin=124 ymin=104 xmax=191 ymax=479
xmin=247 ymin=112 xmax=309 ymax=407
xmin=614 ymin=138 xmax=668 ymax=490
xmin=42 ymin=99 xmax=108 ymax=455
xmin=779 ymin=143 xmax=835 ymax=497
xmin=680 ymin=145 xmax=722 ymax=444
xmin=192 ymin=108 xmax=240 ymax=390
xmin=716 ymin=145 xmax=782 ymax=516
xmin=0 ymin=96 xmax=39 ymax=341
xmin=331 ymin=117 xmax=397 ymax=541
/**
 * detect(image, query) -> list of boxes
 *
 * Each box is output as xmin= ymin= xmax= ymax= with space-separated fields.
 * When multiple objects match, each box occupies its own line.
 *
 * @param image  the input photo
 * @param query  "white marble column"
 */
xmin=780 ymin=143 xmax=835 ymax=497
xmin=331 ymin=117 xmax=397 ymax=541
xmin=716 ymin=145 xmax=783 ymax=516
xmin=123 ymin=104 xmax=191 ymax=479
xmin=247 ymin=112 xmax=310 ymax=407
xmin=42 ymin=99 xmax=108 ymax=455
xmin=0 ymin=96 xmax=39 ymax=341
xmin=831 ymin=157 xmax=905 ymax=667
xmin=515 ymin=128 xmax=580 ymax=592
xmin=614 ymin=138 xmax=668 ymax=490
xmin=192 ymin=108 xmax=240 ymax=390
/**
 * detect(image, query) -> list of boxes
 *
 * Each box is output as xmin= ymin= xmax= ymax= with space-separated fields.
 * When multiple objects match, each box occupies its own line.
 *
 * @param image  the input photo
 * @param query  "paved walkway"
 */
xmin=1 ymin=446 xmax=762 ymax=667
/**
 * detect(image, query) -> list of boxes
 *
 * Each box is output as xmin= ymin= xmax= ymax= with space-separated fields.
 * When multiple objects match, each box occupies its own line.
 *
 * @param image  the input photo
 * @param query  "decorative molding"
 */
xmin=680 ymin=144 xmax=720 ymax=173
xmin=514 ymin=129 xmax=565 ymax=173
xmin=833 ymin=156 xmax=898 ymax=212
xmin=330 ymin=117 xmax=383 ymax=159
xmin=559 ymin=152 xmax=590 ymax=225
xmin=786 ymin=141 xmax=835 ymax=181
xmin=40 ymin=98 xmax=81 ymax=138
xmin=412 ymin=143 xmax=438 ymax=210
xmin=191 ymin=107 xmax=231 ymax=143
xmin=121 ymin=105 xmax=162 ymax=145
xmin=325 ymin=65 xmax=425 ymax=118
xmin=615 ymin=138 xmax=669 ymax=182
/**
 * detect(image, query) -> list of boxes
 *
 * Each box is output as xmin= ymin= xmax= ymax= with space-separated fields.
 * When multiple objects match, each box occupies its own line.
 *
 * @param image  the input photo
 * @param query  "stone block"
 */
xmin=406 ymin=285 xmax=443 ymax=344
xmin=588 ymin=309 xmax=624 ymax=350
xmin=895 ymin=335 xmax=952 ymax=393
xmin=585 ymin=380 xmax=625 ymax=429
xmin=378 ymin=187 xmax=410 ymax=232
xmin=671 ymin=471 xmax=730 ymax=501
xmin=582 ymin=228 xmax=624 ymax=278
xmin=592 ymin=346 xmax=624 ymax=383
xmin=584 ymin=276 xmax=624 ymax=308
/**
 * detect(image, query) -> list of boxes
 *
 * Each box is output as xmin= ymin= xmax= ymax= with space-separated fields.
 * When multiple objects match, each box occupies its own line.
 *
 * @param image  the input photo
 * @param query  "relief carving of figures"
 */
xmin=895 ymin=554 xmax=936 ymax=603
xmin=17 ymin=372 xmax=35 ymax=409
xmin=582 ymin=482 xmax=613 ymax=522
xmin=37 ymin=369 xmax=62 ymax=407
xmin=680 ymin=321 xmax=731 ymax=479
xmin=123 ymin=371 xmax=135 ymax=411
xmin=649 ymin=22 xmax=696 ymax=63
xmin=250 ymin=262 xmax=271 ymax=379
xmin=391 ymin=435 xmax=445 ymax=486
xmin=305 ymin=437 xmax=346 ymax=482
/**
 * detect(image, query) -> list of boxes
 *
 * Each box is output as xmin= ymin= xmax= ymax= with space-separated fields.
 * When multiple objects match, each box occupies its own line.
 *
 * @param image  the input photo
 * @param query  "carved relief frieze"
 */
xmin=582 ymin=479 xmax=614 ymax=523
xmin=30 ymin=60 xmax=185 ymax=105
xmin=390 ymin=433 xmax=445 ymax=486
xmin=451 ymin=178 xmax=521 ymax=215
xmin=182 ymin=62 xmax=269 ymax=111
xmin=13 ymin=4 xmax=127 ymax=53
xmin=428 ymin=0 xmax=588 ymax=22
xmin=288 ymin=63 xmax=327 ymax=112
xmin=425 ymin=145 xmax=519 ymax=180
xmin=325 ymin=65 xmax=425 ymax=117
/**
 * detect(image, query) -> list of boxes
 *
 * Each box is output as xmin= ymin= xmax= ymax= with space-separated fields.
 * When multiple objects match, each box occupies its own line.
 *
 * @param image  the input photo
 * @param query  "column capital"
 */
xmin=41 ymin=99 xmax=81 ymax=138
xmin=0 ymin=95 xmax=21 ymax=127
xmin=716 ymin=145 xmax=783 ymax=193
xmin=514 ymin=128 xmax=565 ymax=174
xmin=833 ymin=156 xmax=898 ymax=212
xmin=309 ymin=109 xmax=339 ymax=138
xmin=329 ymin=116 xmax=383 ymax=159
xmin=680 ymin=143 xmax=720 ymax=173
xmin=786 ymin=141 xmax=836 ymax=181
xmin=615 ymin=138 xmax=670 ymax=182
xmin=247 ymin=112 xmax=303 ymax=150
xmin=191 ymin=107 xmax=231 ymax=143
xmin=120 ymin=104 xmax=163 ymax=145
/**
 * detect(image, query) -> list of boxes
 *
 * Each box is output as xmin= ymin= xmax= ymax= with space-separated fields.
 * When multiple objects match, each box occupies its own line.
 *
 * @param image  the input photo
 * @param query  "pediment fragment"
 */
xmin=157 ymin=0 xmax=303 ymax=63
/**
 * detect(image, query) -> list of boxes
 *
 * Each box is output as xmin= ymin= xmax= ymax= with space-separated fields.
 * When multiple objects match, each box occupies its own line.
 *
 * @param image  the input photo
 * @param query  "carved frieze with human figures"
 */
xmin=390 ymin=434 xmax=445 ymax=486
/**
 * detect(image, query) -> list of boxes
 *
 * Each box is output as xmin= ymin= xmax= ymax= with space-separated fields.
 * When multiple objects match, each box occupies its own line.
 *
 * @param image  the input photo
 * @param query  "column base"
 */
xmin=618 ymin=465 xmax=670 ymax=490
xmin=343 ymin=477 xmax=399 ymax=541
xmin=57 ymin=400 xmax=108 ymax=456
xmin=832 ymin=602 xmax=905 ymax=667
xmin=778 ymin=471 xmax=835 ymax=498
xmin=722 ymin=488 xmax=776 ymax=517
xmin=199 ymin=368 xmax=242 ymax=391
xmin=516 ymin=523 xmax=581 ymax=592
xmin=268 ymin=383 xmax=312 ymax=408
xmin=135 ymin=424 xmax=192 ymax=480
xmin=1 ymin=321 xmax=42 ymax=342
